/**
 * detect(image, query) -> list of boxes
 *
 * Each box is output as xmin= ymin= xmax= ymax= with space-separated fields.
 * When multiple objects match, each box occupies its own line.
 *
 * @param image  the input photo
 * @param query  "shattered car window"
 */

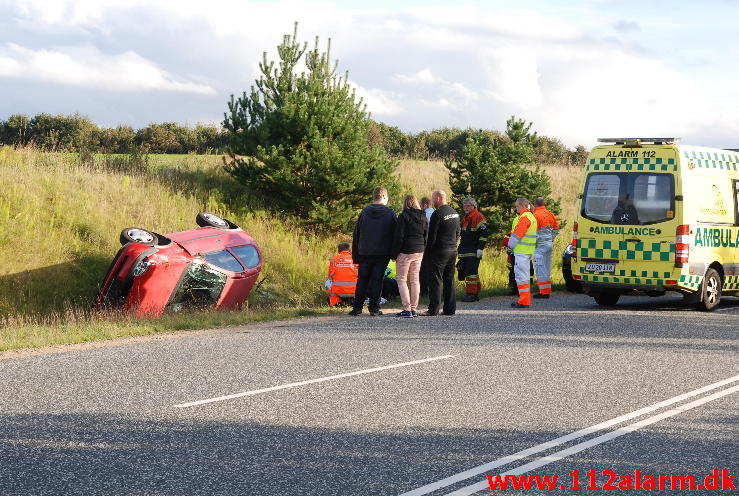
xmin=230 ymin=245 xmax=260 ymax=269
xmin=167 ymin=259 xmax=227 ymax=312
xmin=204 ymin=250 xmax=244 ymax=272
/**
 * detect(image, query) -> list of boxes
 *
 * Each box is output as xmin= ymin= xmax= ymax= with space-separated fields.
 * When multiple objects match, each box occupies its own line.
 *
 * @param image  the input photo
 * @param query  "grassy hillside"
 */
xmin=0 ymin=146 xmax=581 ymax=349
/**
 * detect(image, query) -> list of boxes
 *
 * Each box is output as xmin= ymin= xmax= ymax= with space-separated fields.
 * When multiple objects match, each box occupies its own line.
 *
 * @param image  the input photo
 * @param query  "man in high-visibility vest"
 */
xmin=532 ymin=197 xmax=560 ymax=298
xmin=502 ymin=197 xmax=538 ymax=307
xmin=326 ymin=242 xmax=358 ymax=307
xmin=458 ymin=197 xmax=488 ymax=302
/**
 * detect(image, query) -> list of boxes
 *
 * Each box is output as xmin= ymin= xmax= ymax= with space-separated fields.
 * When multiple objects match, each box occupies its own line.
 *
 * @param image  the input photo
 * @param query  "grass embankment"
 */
xmin=0 ymin=147 xmax=580 ymax=350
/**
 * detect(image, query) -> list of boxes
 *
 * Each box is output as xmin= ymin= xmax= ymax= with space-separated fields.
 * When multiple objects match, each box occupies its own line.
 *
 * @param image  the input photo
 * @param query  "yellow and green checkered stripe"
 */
xmin=679 ymin=274 xmax=703 ymax=291
xmin=683 ymin=150 xmax=739 ymax=171
xmin=578 ymin=238 xmax=674 ymax=261
xmin=579 ymin=274 xmax=669 ymax=285
xmin=587 ymin=157 xmax=677 ymax=172
xmin=724 ymin=275 xmax=739 ymax=291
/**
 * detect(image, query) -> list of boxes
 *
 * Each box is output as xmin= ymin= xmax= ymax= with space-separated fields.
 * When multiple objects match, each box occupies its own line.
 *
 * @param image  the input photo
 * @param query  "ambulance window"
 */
xmin=583 ymin=174 xmax=621 ymax=222
xmin=582 ymin=172 xmax=675 ymax=225
xmin=632 ymin=174 xmax=674 ymax=224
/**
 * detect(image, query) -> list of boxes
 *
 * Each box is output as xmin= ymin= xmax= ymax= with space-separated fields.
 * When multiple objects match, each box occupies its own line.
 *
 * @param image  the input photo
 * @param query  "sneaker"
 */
xmin=348 ymin=309 xmax=361 ymax=316
xmin=369 ymin=310 xmax=383 ymax=316
xmin=418 ymin=310 xmax=438 ymax=316
xmin=411 ymin=310 xmax=418 ymax=317
xmin=396 ymin=310 xmax=414 ymax=318
xmin=510 ymin=302 xmax=530 ymax=308
xmin=533 ymin=293 xmax=550 ymax=299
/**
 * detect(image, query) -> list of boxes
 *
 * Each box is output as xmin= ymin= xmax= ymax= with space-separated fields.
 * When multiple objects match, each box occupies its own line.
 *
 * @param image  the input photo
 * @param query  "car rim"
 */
xmin=203 ymin=213 xmax=228 ymax=227
xmin=706 ymin=276 xmax=719 ymax=305
xmin=127 ymin=229 xmax=155 ymax=244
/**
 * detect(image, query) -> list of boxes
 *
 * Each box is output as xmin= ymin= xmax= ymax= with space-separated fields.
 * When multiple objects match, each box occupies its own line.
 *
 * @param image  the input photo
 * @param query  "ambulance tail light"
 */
xmin=675 ymin=224 xmax=690 ymax=265
xmin=571 ymin=222 xmax=578 ymax=247
xmin=571 ymin=222 xmax=578 ymax=261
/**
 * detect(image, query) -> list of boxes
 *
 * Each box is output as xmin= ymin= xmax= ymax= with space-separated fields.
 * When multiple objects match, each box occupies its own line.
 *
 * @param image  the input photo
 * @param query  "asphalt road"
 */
xmin=0 ymin=293 xmax=737 ymax=495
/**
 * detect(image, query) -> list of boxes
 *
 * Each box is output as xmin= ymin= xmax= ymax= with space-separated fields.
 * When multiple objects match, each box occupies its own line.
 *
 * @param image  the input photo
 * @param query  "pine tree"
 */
xmin=447 ymin=118 xmax=560 ymax=237
xmin=223 ymin=23 xmax=398 ymax=231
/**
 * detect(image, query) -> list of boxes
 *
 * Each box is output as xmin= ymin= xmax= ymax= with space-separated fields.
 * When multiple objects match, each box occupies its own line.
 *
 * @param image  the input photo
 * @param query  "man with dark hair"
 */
xmin=420 ymin=189 xmax=460 ymax=316
xmin=350 ymin=187 xmax=397 ymax=316
xmin=419 ymin=196 xmax=434 ymax=296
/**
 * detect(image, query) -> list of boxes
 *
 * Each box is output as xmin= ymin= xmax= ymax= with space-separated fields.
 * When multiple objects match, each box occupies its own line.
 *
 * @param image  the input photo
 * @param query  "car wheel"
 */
xmin=562 ymin=256 xmax=582 ymax=293
xmin=120 ymin=227 xmax=157 ymax=246
xmin=594 ymin=291 xmax=620 ymax=306
xmin=196 ymin=212 xmax=231 ymax=229
xmin=697 ymin=268 xmax=722 ymax=311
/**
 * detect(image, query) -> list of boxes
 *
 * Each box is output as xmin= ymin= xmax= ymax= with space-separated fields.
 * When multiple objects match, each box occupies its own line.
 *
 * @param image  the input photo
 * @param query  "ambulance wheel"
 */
xmin=697 ymin=268 xmax=722 ymax=311
xmin=594 ymin=291 xmax=620 ymax=306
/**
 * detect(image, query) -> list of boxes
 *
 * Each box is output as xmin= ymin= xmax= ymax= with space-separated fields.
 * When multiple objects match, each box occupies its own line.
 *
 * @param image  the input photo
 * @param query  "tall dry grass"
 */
xmin=0 ymin=147 xmax=332 ymax=317
xmin=0 ymin=146 xmax=584 ymax=350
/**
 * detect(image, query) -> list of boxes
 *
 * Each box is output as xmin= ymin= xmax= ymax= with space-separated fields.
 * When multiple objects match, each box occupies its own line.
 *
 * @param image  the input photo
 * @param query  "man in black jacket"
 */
xmin=351 ymin=187 xmax=397 ymax=316
xmin=420 ymin=189 xmax=460 ymax=316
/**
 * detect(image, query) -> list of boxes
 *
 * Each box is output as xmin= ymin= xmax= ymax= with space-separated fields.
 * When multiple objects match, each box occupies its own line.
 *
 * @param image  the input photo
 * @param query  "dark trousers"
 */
xmin=419 ymin=256 xmax=431 ymax=297
xmin=427 ymin=249 xmax=457 ymax=315
xmin=353 ymin=258 xmax=389 ymax=313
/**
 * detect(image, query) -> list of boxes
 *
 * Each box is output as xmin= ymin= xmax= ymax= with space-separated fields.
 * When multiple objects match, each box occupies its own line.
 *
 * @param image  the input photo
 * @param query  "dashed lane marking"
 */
xmin=173 ymin=354 xmax=454 ymax=408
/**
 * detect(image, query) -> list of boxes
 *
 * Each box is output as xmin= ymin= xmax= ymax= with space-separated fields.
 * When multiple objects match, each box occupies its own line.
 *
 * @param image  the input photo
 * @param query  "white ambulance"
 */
xmin=571 ymin=138 xmax=739 ymax=310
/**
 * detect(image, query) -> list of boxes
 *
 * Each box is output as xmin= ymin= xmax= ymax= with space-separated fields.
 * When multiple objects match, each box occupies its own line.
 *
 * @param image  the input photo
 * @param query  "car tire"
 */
xmin=196 ymin=212 xmax=231 ymax=229
xmin=594 ymin=291 xmax=620 ymax=306
xmin=120 ymin=227 xmax=157 ymax=246
xmin=697 ymin=268 xmax=722 ymax=311
xmin=562 ymin=257 xmax=582 ymax=293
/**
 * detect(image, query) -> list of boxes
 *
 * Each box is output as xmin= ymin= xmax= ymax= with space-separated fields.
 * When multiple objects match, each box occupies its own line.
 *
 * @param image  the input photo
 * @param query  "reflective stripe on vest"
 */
xmin=511 ymin=212 xmax=538 ymax=255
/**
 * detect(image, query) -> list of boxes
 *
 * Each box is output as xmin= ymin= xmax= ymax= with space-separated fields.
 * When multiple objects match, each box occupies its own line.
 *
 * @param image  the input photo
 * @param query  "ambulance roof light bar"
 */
xmin=598 ymin=138 xmax=680 ymax=146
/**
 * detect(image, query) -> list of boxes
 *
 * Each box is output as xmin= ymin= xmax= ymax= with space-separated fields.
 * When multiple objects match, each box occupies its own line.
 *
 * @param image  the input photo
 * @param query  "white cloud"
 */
xmin=481 ymin=46 xmax=542 ymax=107
xmin=0 ymin=43 xmax=214 ymax=94
xmin=0 ymin=0 xmax=738 ymax=147
xmin=352 ymin=82 xmax=403 ymax=116
xmin=395 ymin=68 xmax=436 ymax=84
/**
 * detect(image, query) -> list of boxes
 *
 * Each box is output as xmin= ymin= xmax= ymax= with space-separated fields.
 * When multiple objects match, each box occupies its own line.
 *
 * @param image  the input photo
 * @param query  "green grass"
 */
xmin=0 ymin=146 xmax=582 ymax=350
xmin=0 ymin=306 xmax=335 ymax=352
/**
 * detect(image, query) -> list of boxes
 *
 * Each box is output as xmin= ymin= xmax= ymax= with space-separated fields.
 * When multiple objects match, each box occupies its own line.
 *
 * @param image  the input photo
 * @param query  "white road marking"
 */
xmin=173 ymin=355 xmax=454 ymax=408
xmin=446 ymin=384 xmax=739 ymax=496
xmin=399 ymin=373 xmax=739 ymax=496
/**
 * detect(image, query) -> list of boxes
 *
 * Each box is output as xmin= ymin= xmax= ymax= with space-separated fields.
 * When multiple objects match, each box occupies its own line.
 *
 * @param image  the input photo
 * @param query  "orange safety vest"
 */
xmin=328 ymin=251 xmax=358 ymax=300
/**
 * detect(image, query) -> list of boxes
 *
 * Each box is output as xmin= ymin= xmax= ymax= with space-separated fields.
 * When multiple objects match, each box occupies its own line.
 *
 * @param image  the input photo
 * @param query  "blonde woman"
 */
xmin=391 ymin=194 xmax=429 ymax=317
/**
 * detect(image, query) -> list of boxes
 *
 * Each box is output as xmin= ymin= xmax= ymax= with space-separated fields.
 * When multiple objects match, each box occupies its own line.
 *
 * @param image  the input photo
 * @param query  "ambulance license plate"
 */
xmin=585 ymin=262 xmax=615 ymax=273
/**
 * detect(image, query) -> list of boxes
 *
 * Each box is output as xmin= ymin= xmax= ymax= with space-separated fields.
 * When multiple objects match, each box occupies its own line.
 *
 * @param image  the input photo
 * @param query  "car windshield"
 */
xmin=167 ymin=260 xmax=227 ymax=312
xmin=582 ymin=172 xmax=675 ymax=225
xmin=230 ymin=245 xmax=260 ymax=269
xmin=203 ymin=250 xmax=244 ymax=272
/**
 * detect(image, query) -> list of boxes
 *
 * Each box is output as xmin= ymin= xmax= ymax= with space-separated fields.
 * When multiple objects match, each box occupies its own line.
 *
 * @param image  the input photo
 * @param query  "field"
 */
xmin=0 ymin=147 xmax=581 ymax=350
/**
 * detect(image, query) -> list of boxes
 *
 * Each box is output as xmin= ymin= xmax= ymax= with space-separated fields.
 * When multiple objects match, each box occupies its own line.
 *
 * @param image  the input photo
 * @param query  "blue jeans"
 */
xmin=352 ymin=258 xmax=389 ymax=313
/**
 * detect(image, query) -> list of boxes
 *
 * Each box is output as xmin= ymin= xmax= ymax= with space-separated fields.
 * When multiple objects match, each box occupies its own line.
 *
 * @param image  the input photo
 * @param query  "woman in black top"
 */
xmin=392 ymin=194 xmax=428 ymax=317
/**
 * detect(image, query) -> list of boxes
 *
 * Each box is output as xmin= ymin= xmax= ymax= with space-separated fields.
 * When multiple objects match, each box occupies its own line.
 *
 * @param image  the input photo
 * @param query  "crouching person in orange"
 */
xmin=503 ymin=198 xmax=538 ymax=308
xmin=326 ymin=243 xmax=358 ymax=307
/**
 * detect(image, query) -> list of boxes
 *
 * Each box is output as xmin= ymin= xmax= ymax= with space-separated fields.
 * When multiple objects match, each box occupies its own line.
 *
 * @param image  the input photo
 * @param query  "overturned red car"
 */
xmin=95 ymin=212 xmax=263 ymax=317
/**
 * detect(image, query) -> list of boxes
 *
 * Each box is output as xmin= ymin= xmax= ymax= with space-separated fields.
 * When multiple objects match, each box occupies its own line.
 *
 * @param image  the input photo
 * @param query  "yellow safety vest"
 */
xmin=510 ymin=211 xmax=538 ymax=255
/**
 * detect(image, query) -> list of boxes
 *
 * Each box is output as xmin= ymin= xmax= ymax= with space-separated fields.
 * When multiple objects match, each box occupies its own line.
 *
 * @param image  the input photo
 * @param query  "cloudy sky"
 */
xmin=1 ymin=0 xmax=737 ymax=148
